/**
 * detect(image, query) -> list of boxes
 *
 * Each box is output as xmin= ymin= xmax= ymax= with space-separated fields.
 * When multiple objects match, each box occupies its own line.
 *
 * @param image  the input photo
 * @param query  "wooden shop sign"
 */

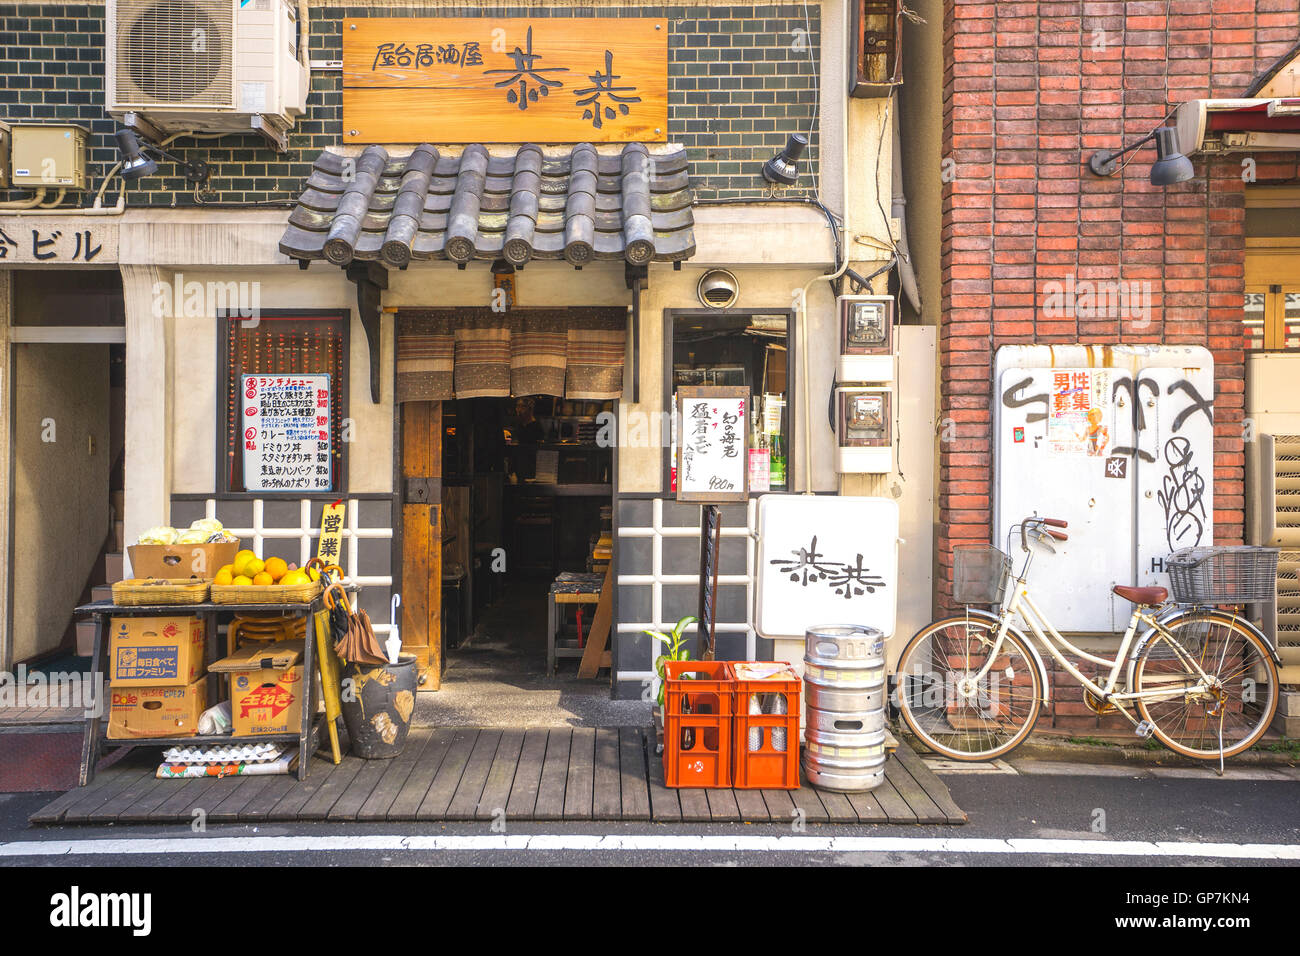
xmin=342 ymin=17 xmax=668 ymax=144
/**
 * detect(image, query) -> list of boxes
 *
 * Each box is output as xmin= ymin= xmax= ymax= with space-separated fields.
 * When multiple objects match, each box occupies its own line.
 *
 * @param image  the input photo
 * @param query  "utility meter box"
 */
xmin=9 ymin=124 xmax=88 ymax=189
xmin=835 ymin=386 xmax=893 ymax=473
xmin=0 ymin=122 xmax=10 ymax=188
xmin=837 ymin=294 xmax=895 ymax=382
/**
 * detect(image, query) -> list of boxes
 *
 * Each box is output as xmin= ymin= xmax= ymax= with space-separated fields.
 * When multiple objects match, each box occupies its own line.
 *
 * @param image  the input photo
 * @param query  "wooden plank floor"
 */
xmin=29 ymin=728 xmax=967 ymax=826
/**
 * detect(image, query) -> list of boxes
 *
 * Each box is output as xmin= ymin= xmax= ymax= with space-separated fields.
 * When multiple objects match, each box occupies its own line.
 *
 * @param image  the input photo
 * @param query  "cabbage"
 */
xmin=136 ymin=526 xmax=178 ymax=545
xmin=175 ymin=529 xmax=208 ymax=545
xmin=189 ymin=517 xmax=224 ymax=535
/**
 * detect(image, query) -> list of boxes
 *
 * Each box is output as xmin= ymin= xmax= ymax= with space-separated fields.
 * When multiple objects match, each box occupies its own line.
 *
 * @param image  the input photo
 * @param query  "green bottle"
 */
xmin=769 ymin=431 xmax=787 ymax=490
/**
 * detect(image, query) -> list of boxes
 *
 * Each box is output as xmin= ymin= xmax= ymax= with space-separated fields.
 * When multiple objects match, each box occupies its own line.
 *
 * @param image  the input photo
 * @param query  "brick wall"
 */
xmin=0 ymin=2 xmax=820 ymax=207
xmin=939 ymin=0 xmax=1300 ymax=633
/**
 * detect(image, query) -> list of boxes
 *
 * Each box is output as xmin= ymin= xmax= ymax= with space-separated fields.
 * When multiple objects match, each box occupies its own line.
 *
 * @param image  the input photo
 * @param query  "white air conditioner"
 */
xmin=106 ymin=0 xmax=308 ymax=151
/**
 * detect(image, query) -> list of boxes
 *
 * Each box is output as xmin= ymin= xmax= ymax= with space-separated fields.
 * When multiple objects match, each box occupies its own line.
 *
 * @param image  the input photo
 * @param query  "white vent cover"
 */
xmin=114 ymin=0 xmax=234 ymax=109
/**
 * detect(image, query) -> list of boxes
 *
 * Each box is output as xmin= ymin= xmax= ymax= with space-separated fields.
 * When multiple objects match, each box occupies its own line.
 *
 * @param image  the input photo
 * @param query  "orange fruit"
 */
xmin=214 ymin=566 xmax=234 ymax=586
xmin=233 ymin=575 xmax=253 ymax=586
xmin=264 ymin=556 xmax=289 ymax=582
xmin=252 ymin=571 xmax=274 ymax=586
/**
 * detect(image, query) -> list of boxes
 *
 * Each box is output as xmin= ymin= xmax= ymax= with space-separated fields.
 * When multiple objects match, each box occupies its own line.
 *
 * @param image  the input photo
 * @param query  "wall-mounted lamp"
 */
xmin=762 ymin=133 xmax=808 ymax=186
xmin=115 ymin=128 xmax=211 ymax=185
xmin=1086 ymin=125 xmax=1195 ymax=186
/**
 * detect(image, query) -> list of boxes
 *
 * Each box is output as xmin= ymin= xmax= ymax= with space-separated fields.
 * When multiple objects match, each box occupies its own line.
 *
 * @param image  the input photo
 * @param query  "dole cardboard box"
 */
xmin=109 ymin=616 xmax=206 ymax=687
xmin=127 ymin=541 xmax=239 ymax=580
xmin=107 ymin=679 xmax=207 ymax=739
xmin=212 ymin=641 xmax=304 ymax=737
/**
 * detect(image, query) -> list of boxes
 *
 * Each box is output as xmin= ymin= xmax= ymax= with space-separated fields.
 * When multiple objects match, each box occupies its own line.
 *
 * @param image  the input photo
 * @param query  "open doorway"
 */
xmin=439 ymin=395 xmax=612 ymax=695
xmin=5 ymin=270 xmax=125 ymax=676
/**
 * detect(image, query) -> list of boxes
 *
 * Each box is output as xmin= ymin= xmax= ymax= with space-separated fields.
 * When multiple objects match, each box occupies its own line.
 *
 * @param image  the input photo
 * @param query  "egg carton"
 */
xmin=163 ymin=743 xmax=284 ymax=765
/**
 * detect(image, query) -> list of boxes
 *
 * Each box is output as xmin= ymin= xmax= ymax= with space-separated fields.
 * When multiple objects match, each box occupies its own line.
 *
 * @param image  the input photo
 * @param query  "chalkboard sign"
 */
xmin=241 ymin=374 xmax=333 ymax=492
xmin=675 ymin=386 xmax=749 ymax=502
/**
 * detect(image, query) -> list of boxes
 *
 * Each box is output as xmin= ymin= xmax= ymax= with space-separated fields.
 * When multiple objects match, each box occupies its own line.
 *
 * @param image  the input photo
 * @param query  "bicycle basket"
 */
xmin=953 ymin=545 xmax=1013 ymax=605
xmin=1164 ymin=546 xmax=1279 ymax=604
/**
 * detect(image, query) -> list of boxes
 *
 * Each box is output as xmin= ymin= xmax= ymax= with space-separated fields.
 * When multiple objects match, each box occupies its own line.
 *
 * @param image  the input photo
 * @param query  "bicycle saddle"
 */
xmin=1112 ymin=584 xmax=1168 ymax=605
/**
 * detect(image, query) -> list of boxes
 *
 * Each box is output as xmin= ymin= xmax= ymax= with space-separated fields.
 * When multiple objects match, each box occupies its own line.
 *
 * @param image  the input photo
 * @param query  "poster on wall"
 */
xmin=241 ymin=375 xmax=332 ymax=492
xmin=1047 ymin=368 xmax=1114 ymax=456
xmin=755 ymin=496 xmax=900 ymax=638
xmin=675 ymin=386 xmax=748 ymax=502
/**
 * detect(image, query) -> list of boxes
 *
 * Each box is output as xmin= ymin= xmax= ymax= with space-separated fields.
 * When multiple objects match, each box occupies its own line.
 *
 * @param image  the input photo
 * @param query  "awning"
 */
xmin=1173 ymin=97 xmax=1300 ymax=155
xmin=1172 ymin=43 xmax=1300 ymax=155
xmin=278 ymin=142 xmax=696 ymax=269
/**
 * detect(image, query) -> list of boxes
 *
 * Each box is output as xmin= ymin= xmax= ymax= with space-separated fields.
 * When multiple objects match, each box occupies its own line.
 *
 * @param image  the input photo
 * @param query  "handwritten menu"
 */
xmin=242 ymin=375 xmax=333 ymax=492
xmin=675 ymin=386 xmax=749 ymax=502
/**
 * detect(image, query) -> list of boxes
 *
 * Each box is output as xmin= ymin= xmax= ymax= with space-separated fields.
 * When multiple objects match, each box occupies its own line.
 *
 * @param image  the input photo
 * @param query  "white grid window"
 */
xmin=200 ymin=497 xmax=395 ymax=636
xmin=616 ymin=497 xmax=758 ymax=692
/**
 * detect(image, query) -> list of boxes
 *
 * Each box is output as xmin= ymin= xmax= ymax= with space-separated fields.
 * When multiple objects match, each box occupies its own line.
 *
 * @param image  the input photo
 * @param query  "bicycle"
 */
xmin=894 ymin=515 xmax=1281 ymax=765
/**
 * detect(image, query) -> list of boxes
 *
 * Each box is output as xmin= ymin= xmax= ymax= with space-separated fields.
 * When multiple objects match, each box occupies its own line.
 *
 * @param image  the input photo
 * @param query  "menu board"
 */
xmin=241 ymin=374 xmax=333 ymax=492
xmin=675 ymin=386 xmax=749 ymax=502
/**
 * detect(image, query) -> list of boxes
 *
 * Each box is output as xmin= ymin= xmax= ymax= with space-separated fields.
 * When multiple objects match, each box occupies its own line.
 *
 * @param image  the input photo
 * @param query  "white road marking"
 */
xmin=0 ymin=834 xmax=1297 ymax=860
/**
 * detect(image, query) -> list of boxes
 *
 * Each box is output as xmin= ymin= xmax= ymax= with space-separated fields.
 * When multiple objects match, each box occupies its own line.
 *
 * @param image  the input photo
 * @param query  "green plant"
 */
xmin=645 ymin=615 xmax=697 ymax=709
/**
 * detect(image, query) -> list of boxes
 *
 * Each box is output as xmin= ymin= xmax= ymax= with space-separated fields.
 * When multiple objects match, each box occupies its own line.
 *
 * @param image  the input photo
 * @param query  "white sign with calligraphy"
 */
xmin=242 ymin=374 xmax=333 ymax=492
xmin=675 ymin=385 xmax=748 ymax=503
xmin=755 ymin=495 xmax=900 ymax=638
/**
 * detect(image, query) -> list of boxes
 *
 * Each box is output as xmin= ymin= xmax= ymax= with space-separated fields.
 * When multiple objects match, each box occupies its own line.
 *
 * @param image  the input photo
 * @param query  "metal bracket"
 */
xmin=345 ymin=261 xmax=388 ymax=404
xmin=404 ymin=477 xmax=441 ymax=504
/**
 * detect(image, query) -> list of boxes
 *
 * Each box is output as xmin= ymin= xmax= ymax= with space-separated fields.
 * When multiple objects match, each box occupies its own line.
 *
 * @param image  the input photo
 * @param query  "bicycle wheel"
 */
xmin=894 ymin=615 xmax=1043 ymax=760
xmin=1134 ymin=611 xmax=1279 ymax=759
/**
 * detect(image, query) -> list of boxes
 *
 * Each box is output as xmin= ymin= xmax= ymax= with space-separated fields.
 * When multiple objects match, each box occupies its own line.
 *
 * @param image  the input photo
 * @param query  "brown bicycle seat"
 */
xmin=1112 ymin=585 xmax=1168 ymax=605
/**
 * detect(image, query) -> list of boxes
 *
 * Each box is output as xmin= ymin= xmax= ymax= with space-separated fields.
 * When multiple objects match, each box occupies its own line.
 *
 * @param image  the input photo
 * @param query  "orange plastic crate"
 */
xmin=663 ymin=660 xmax=733 ymax=788
xmin=730 ymin=662 xmax=801 ymax=789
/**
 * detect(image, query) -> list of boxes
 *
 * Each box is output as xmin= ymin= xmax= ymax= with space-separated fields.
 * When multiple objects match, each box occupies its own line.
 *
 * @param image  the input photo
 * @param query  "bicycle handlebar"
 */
xmin=1020 ymin=515 xmax=1070 ymax=551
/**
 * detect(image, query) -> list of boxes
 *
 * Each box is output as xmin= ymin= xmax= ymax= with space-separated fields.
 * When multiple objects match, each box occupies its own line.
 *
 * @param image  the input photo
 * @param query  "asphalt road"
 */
xmin=0 ymin=765 xmax=1296 ymax=868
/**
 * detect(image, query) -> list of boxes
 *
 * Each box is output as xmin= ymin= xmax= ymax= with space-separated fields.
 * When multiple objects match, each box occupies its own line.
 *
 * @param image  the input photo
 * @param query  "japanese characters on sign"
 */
xmin=343 ymin=18 xmax=668 ymax=144
xmin=0 ymin=221 xmax=113 ymax=263
xmin=316 ymin=502 xmax=346 ymax=566
xmin=1047 ymin=368 xmax=1114 ymax=457
xmin=242 ymin=374 xmax=333 ymax=493
xmin=675 ymin=386 xmax=749 ymax=503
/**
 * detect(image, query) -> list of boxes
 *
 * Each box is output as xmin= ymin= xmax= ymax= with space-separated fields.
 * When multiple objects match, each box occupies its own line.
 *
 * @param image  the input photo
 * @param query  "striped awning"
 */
xmin=278 ymin=142 xmax=696 ymax=269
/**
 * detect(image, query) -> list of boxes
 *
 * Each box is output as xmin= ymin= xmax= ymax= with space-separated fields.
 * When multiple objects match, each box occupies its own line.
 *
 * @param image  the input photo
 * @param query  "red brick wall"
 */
xmin=938 ymin=0 xmax=1300 ymax=622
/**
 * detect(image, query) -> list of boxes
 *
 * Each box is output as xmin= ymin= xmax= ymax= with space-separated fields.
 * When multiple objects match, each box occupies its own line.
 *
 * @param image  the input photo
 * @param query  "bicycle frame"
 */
xmin=970 ymin=537 xmax=1225 ymax=728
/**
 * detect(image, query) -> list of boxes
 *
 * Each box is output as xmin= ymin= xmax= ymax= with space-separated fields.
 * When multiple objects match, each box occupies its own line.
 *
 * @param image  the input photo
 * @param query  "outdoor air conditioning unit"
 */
xmin=106 ymin=0 xmax=308 ymax=151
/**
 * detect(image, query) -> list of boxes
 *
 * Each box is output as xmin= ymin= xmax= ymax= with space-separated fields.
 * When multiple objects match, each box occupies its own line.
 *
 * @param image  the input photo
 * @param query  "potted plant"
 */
xmin=645 ymin=615 xmax=697 ymax=752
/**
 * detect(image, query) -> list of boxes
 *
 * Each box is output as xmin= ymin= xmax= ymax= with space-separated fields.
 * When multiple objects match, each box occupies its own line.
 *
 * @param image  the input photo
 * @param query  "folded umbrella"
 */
xmin=325 ymin=583 xmax=388 ymax=666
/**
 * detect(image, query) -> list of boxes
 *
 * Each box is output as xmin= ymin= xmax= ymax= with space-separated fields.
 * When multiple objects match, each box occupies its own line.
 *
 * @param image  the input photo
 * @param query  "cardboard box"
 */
xmin=127 ymin=541 xmax=239 ymax=581
xmin=107 ymin=679 xmax=208 ymax=739
xmin=109 ymin=616 xmax=206 ymax=687
xmin=213 ymin=641 xmax=304 ymax=737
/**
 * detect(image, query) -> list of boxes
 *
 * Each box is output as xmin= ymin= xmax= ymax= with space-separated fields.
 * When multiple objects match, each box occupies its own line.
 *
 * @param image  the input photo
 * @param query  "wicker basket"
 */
xmin=1165 ymin=546 xmax=1279 ymax=604
xmin=209 ymin=580 xmax=322 ymax=605
xmin=953 ymin=545 xmax=1013 ymax=605
xmin=111 ymin=578 xmax=210 ymax=606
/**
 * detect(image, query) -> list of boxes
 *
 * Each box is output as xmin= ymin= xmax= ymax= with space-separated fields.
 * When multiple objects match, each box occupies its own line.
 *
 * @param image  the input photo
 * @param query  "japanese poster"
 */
xmin=675 ymin=386 xmax=748 ymax=502
xmin=1047 ymin=368 xmax=1113 ymax=457
xmin=241 ymin=375 xmax=333 ymax=492
xmin=342 ymin=17 xmax=668 ymax=143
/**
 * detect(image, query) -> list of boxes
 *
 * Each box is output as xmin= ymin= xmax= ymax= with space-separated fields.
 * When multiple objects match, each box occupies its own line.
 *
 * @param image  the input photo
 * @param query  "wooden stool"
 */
xmin=548 ymin=585 xmax=601 ymax=675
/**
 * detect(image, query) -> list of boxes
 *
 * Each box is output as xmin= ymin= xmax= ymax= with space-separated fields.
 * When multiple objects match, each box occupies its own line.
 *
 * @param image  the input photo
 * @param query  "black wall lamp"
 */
xmin=115 ymin=128 xmax=210 ymax=185
xmin=762 ymin=133 xmax=808 ymax=186
xmin=1087 ymin=125 xmax=1195 ymax=186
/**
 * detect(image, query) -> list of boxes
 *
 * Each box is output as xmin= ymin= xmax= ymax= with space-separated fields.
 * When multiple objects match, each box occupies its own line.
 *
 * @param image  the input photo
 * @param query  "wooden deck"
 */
xmin=0 ymin=705 xmax=84 ymax=733
xmin=30 ymin=727 xmax=966 ymax=826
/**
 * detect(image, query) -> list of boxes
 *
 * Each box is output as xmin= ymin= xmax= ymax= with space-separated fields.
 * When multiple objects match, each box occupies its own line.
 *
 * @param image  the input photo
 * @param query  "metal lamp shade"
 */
xmin=1149 ymin=126 xmax=1195 ymax=186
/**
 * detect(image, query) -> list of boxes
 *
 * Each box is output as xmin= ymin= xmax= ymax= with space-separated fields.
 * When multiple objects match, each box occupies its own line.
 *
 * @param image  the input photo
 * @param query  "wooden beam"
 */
xmin=577 ymin=565 xmax=613 ymax=679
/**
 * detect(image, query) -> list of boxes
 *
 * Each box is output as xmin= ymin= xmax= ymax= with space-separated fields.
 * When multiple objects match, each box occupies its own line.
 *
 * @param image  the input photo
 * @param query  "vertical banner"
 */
xmin=242 ymin=374 xmax=333 ymax=492
xmin=316 ymin=501 xmax=346 ymax=567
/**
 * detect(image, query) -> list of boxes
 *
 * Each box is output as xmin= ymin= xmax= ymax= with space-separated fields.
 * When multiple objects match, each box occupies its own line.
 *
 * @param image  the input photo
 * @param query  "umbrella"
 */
xmin=324 ymin=582 xmax=387 ymax=666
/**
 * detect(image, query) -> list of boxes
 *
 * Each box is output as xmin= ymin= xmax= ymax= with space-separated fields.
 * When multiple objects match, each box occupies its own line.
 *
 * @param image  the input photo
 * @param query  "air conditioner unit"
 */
xmin=106 ymin=0 xmax=308 ymax=151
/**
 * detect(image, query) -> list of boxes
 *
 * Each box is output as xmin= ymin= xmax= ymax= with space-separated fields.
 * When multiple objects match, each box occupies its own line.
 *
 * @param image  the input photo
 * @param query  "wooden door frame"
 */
xmin=397 ymin=399 xmax=443 ymax=689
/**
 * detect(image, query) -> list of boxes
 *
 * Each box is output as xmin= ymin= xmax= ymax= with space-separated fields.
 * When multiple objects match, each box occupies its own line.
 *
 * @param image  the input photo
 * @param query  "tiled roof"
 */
xmin=279 ymin=142 xmax=695 ymax=268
